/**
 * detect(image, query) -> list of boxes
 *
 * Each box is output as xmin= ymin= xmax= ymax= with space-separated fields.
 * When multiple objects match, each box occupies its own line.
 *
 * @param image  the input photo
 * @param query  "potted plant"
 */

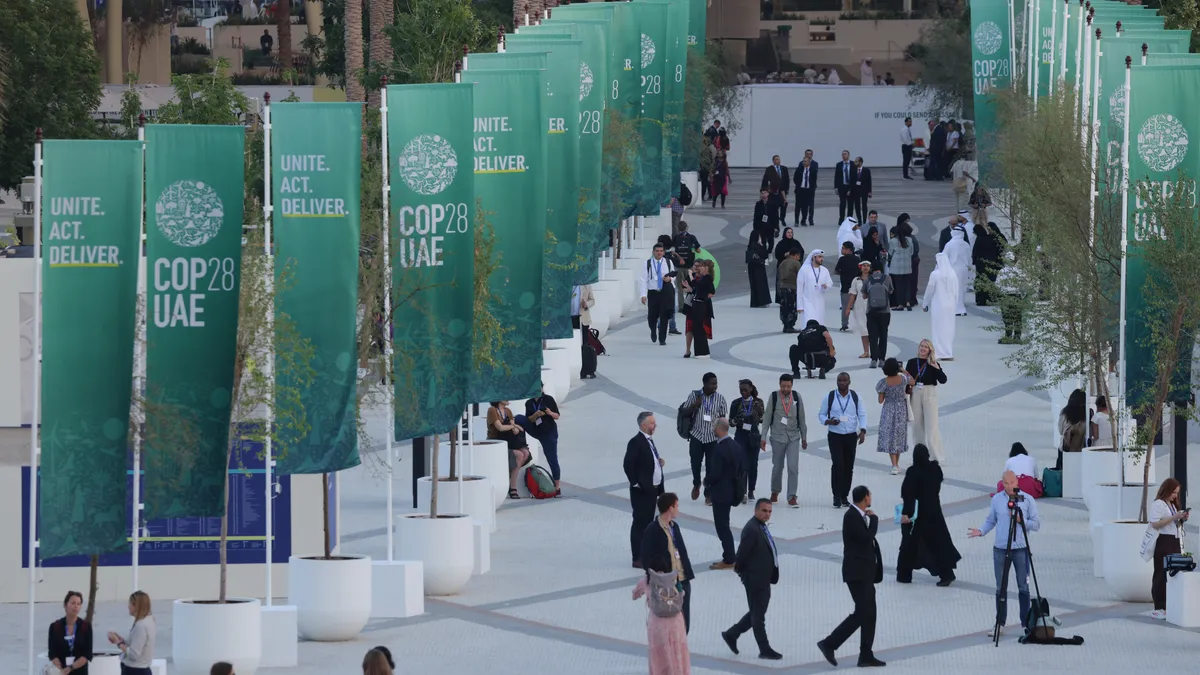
xmin=418 ymin=424 xmax=497 ymax=532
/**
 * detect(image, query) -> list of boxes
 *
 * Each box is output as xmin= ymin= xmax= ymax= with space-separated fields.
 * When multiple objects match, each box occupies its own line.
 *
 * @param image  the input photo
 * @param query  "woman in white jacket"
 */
xmin=922 ymin=253 xmax=959 ymax=360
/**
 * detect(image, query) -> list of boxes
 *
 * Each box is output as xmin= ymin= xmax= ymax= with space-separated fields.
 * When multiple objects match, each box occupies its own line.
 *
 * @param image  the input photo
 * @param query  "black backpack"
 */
xmin=866 ymin=275 xmax=890 ymax=311
xmin=826 ymin=390 xmax=861 ymax=419
xmin=673 ymin=233 xmax=698 ymax=267
xmin=679 ymin=182 xmax=693 ymax=206
xmin=676 ymin=390 xmax=702 ymax=440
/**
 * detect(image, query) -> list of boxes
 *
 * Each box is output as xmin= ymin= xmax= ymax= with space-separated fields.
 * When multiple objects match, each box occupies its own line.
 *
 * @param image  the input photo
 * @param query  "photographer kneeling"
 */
xmin=969 ymin=471 xmax=1041 ymax=637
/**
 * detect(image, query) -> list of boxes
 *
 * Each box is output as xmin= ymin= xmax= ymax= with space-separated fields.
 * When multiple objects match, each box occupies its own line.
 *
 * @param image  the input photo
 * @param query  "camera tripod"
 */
xmin=993 ymin=492 xmax=1049 ymax=647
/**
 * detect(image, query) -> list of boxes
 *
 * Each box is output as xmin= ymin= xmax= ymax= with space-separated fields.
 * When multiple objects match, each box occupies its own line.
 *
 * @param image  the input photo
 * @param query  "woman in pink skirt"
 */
xmin=632 ymin=565 xmax=691 ymax=674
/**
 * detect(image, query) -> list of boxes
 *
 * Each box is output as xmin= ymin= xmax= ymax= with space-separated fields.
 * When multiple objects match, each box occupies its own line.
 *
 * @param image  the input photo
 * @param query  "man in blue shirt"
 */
xmin=818 ymin=372 xmax=868 ymax=508
xmin=969 ymin=471 xmax=1041 ymax=636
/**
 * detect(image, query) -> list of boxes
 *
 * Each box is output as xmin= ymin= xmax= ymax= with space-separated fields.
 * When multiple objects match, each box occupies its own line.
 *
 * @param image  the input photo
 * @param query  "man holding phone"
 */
xmin=818 ymin=372 xmax=868 ymax=508
xmin=640 ymin=243 xmax=678 ymax=346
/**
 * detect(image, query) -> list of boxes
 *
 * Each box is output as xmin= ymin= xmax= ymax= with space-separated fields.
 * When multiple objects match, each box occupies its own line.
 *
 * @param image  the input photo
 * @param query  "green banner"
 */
xmin=682 ymin=0 xmax=707 ymax=173
xmin=144 ymin=125 xmax=244 ymax=519
xmin=1145 ymin=52 xmax=1200 ymax=66
xmin=385 ymin=83 xmax=476 ymax=440
xmin=630 ymin=1 xmax=668 ymax=215
xmin=970 ymin=0 xmax=1014 ymax=184
xmin=513 ymin=23 xmax=608 ymax=281
xmin=653 ymin=0 xmax=689 ymax=186
xmin=498 ymin=43 xmax=583 ymax=337
xmin=1034 ymin=0 xmax=1058 ymax=98
xmin=462 ymin=68 xmax=546 ymax=402
xmin=270 ymin=103 xmax=362 ymax=474
xmin=39 ymin=140 xmax=141 ymax=558
xmin=1124 ymin=64 xmax=1200 ymax=405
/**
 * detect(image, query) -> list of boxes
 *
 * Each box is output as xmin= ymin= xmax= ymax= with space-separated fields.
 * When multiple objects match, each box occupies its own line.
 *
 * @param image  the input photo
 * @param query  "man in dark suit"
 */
xmin=721 ymin=497 xmax=782 ymax=660
xmin=706 ymin=418 xmax=742 ymax=570
xmin=818 ymin=485 xmax=886 ymax=668
xmin=833 ymin=150 xmax=854 ymax=222
xmin=761 ymin=155 xmax=790 ymax=227
xmin=752 ymin=190 xmax=777 ymax=243
xmin=624 ymin=411 xmax=666 ymax=568
xmin=851 ymin=157 xmax=873 ymax=223
xmin=926 ymin=119 xmax=946 ymax=181
xmin=640 ymin=492 xmax=696 ymax=632
xmin=793 ymin=149 xmax=819 ymax=226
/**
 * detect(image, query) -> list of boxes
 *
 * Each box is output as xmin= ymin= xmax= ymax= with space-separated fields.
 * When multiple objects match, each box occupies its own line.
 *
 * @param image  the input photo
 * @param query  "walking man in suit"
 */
xmin=639 ymin=243 xmax=677 ymax=346
xmin=624 ymin=411 xmax=666 ymax=568
xmin=761 ymin=155 xmax=790 ymax=227
xmin=851 ymin=157 xmax=873 ymax=223
xmin=721 ymin=498 xmax=783 ymax=660
xmin=794 ymin=149 xmax=819 ymax=227
xmin=834 ymin=150 xmax=854 ymax=222
xmin=818 ymin=485 xmax=886 ymax=668
xmin=707 ymin=418 xmax=743 ymax=570
xmin=640 ymin=492 xmax=696 ymax=632
xmin=753 ymin=190 xmax=777 ymax=244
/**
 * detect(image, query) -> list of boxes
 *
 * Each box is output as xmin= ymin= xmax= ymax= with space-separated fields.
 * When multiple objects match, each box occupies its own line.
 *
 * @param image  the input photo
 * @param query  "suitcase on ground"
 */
xmin=581 ymin=344 xmax=598 ymax=378
xmin=585 ymin=327 xmax=607 ymax=356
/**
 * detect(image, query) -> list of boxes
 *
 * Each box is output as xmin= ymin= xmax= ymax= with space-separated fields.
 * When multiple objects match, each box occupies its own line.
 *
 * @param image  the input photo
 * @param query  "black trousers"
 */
xmin=1152 ymin=534 xmax=1181 ymax=610
xmin=121 ymin=667 xmax=154 ymax=675
xmin=796 ymin=187 xmax=815 ymax=224
xmin=789 ymin=346 xmax=834 ymax=376
xmin=825 ymin=581 xmax=877 ymax=658
xmin=735 ymin=428 xmax=761 ymax=496
xmin=866 ymin=311 xmax=890 ymax=361
xmin=901 ymin=144 xmax=913 ymax=177
xmin=838 ymin=188 xmax=853 ymax=221
xmin=629 ymin=486 xmax=658 ymax=563
xmin=853 ymin=192 xmax=869 ymax=223
xmin=712 ymin=500 xmax=736 ymax=563
xmin=769 ymin=192 xmax=787 ymax=224
xmin=730 ymin=583 xmax=772 ymax=651
xmin=828 ymin=431 xmax=858 ymax=502
xmin=699 ymin=169 xmax=710 ymax=200
xmin=647 ymin=289 xmax=672 ymax=341
xmin=689 ymin=438 xmax=714 ymax=488
xmin=681 ymin=579 xmax=692 ymax=633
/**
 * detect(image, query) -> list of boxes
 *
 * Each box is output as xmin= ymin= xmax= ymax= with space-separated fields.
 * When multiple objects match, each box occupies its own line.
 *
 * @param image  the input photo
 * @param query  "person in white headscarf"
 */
xmin=859 ymin=58 xmax=875 ymax=85
xmin=922 ymin=253 xmax=959 ymax=360
xmin=835 ymin=216 xmax=863 ymax=254
xmin=943 ymin=228 xmax=972 ymax=315
xmin=828 ymin=69 xmax=842 ymax=86
xmin=796 ymin=249 xmax=833 ymax=326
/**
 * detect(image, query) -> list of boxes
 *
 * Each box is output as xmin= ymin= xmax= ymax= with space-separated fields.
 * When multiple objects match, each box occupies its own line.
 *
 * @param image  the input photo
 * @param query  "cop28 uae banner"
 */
xmin=631 ymin=0 xmax=668 ymax=214
xmin=38 ymin=140 xmax=142 ymax=558
xmin=385 ymin=83 xmax=476 ymax=441
xmin=144 ymin=125 xmax=244 ymax=519
xmin=969 ymin=0 xmax=1013 ymax=184
xmin=1123 ymin=64 xmax=1200 ymax=405
xmin=682 ymin=0 xmax=707 ymax=173
xmin=271 ymin=103 xmax=362 ymax=474
xmin=463 ymin=68 xmax=546 ymax=402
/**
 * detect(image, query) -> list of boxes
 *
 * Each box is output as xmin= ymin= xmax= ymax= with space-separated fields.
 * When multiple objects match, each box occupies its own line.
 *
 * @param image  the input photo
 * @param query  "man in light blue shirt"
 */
xmin=969 ymin=470 xmax=1041 ymax=636
xmin=817 ymin=372 xmax=868 ymax=508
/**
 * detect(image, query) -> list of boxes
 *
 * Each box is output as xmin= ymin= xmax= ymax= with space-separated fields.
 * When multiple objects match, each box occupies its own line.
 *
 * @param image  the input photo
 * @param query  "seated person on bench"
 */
xmin=790 ymin=319 xmax=837 ymax=379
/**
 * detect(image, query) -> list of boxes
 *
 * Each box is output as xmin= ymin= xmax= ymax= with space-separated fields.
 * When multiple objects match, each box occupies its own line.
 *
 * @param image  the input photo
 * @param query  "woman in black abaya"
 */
xmin=896 ymin=443 xmax=961 ymax=586
xmin=747 ymin=230 xmax=772 ymax=308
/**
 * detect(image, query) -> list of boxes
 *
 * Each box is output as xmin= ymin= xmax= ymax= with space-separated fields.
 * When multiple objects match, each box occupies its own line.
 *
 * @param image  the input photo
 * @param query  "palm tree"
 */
xmin=367 ymin=0 xmax=393 ymax=108
xmin=345 ymin=0 xmax=365 ymax=102
xmin=277 ymin=0 xmax=293 ymax=83
xmin=513 ymin=0 xmax=528 ymax=29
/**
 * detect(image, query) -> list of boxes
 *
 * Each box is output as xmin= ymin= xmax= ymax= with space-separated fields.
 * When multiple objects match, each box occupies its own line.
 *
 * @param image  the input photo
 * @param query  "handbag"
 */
xmin=893 ymin=501 xmax=918 ymax=524
xmin=1140 ymin=525 xmax=1157 ymax=562
xmin=905 ymin=395 xmax=915 ymax=422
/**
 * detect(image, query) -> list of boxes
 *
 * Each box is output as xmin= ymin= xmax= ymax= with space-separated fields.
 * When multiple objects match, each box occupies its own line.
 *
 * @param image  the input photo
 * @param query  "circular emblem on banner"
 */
xmin=1137 ymin=114 xmax=1190 ymax=172
xmin=154 ymin=180 xmax=224 ymax=248
xmin=1109 ymin=84 xmax=1127 ymax=127
xmin=973 ymin=21 xmax=1004 ymax=56
xmin=641 ymin=34 xmax=657 ymax=69
xmin=580 ymin=62 xmax=594 ymax=101
xmin=398 ymin=134 xmax=459 ymax=196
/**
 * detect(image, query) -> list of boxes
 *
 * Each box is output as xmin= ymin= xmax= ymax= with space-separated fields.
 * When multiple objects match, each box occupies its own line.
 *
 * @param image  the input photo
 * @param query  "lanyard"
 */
xmin=812 ymin=264 xmax=821 ymax=284
xmin=532 ymin=398 xmax=542 ymax=412
xmin=702 ymin=393 xmax=714 ymax=415
xmin=916 ymin=359 xmax=927 ymax=381
xmin=835 ymin=392 xmax=851 ymax=417
xmin=743 ymin=398 xmax=754 ymax=418
xmin=780 ymin=392 xmax=793 ymax=416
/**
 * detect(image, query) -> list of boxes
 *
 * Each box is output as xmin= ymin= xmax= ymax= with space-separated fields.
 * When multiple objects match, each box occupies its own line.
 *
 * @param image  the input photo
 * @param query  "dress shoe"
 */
xmin=833 ymin=499 xmax=843 ymax=508
xmin=710 ymin=561 xmax=734 ymax=570
xmin=759 ymin=648 xmax=783 ymax=660
xmin=721 ymin=630 xmax=739 ymax=655
xmin=788 ymin=496 xmax=799 ymax=508
xmin=770 ymin=492 xmax=779 ymax=503
xmin=858 ymin=656 xmax=887 ymax=667
xmin=841 ymin=499 xmax=851 ymax=507
xmin=937 ymin=577 xmax=955 ymax=587
xmin=816 ymin=640 xmax=838 ymax=666
xmin=669 ymin=329 xmax=682 ymax=335
xmin=659 ymin=340 xmax=667 ymax=346
xmin=691 ymin=486 xmax=700 ymax=501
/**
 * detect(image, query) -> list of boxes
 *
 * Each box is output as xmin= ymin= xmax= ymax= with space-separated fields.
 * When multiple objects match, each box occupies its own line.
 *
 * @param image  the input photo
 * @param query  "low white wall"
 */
xmin=0 ymin=259 xmax=35 ymax=427
xmin=723 ymin=84 xmax=940 ymax=169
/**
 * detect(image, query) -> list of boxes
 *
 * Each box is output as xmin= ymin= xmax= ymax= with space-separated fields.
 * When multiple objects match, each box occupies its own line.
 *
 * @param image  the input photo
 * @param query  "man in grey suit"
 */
xmin=760 ymin=373 xmax=808 ymax=508
xmin=721 ymin=498 xmax=782 ymax=660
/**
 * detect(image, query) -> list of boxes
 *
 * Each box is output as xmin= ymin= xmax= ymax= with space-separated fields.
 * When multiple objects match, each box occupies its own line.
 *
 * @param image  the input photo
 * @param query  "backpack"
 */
xmin=769 ymin=391 xmax=801 ymax=421
xmin=673 ymin=233 xmax=698 ymax=267
xmin=678 ymin=182 xmax=693 ymax=206
xmin=797 ymin=325 xmax=827 ymax=353
xmin=585 ymin=327 xmax=607 ymax=356
xmin=524 ymin=464 xmax=557 ymax=499
xmin=645 ymin=569 xmax=686 ymax=618
xmin=866 ymin=275 xmax=890 ymax=311
xmin=826 ymin=390 xmax=860 ymax=420
xmin=676 ymin=390 xmax=702 ymax=440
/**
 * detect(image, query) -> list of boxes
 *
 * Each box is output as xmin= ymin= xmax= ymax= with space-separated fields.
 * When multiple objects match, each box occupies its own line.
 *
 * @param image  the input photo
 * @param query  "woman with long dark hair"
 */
xmin=1054 ymin=389 xmax=1087 ymax=470
xmin=683 ymin=260 xmax=716 ymax=358
xmin=710 ymin=151 xmax=730 ymax=209
xmin=1000 ymin=442 xmax=1043 ymax=498
xmin=897 ymin=444 xmax=961 ymax=586
xmin=889 ymin=215 xmax=916 ymax=309
xmin=1147 ymin=478 xmax=1189 ymax=620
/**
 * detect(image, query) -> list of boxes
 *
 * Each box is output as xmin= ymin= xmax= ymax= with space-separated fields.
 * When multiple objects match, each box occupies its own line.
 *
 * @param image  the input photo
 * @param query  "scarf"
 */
xmin=660 ymin=518 xmax=684 ymax=582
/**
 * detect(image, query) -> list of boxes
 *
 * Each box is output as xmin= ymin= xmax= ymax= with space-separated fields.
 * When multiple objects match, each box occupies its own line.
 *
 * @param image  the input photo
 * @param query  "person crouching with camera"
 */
xmin=1146 ymin=477 xmax=1189 ymax=620
xmin=968 ymin=471 xmax=1041 ymax=637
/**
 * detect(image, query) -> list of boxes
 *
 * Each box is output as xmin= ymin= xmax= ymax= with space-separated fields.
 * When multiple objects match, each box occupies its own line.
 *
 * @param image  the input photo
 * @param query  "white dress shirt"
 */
xmin=798 ymin=163 xmax=812 ymax=189
xmin=900 ymin=125 xmax=914 ymax=145
xmin=639 ymin=256 xmax=675 ymax=297
xmin=644 ymin=432 xmax=663 ymax=486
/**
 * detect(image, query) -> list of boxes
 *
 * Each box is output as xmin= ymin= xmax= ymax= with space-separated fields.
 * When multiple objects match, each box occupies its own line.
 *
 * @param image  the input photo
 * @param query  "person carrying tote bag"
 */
xmin=1142 ymin=478 xmax=1190 ymax=620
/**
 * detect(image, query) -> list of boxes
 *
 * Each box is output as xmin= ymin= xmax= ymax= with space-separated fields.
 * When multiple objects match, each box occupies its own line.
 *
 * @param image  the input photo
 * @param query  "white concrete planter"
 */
xmin=547 ymin=331 xmax=582 ymax=385
xmin=1061 ymin=450 xmax=1083 ymax=499
xmin=1102 ymin=521 xmax=1154 ymax=602
xmin=541 ymin=347 xmax=571 ymax=400
xmin=592 ymin=279 xmax=623 ymax=329
xmin=1088 ymin=482 xmax=1157 ymax=577
xmin=540 ymin=367 xmax=559 ymax=401
xmin=417 ymin=475 xmax=495 ymax=533
xmin=172 ymin=597 xmax=262 ymax=675
xmin=609 ymin=267 xmax=637 ymax=315
xmin=89 ymin=654 xmax=121 ymax=675
xmin=1083 ymin=447 xmax=1156 ymax=507
xmin=397 ymin=514 xmax=475 ymax=596
xmin=287 ymin=554 xmax=372 ymax=641
xmin=438 ymin=439 xmax=508 ymax=507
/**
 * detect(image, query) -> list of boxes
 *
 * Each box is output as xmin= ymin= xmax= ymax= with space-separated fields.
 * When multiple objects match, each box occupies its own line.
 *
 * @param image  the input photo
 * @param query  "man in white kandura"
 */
xmin=797 ymin=249 xmax=833 ymax=327
xmin=922 ymin=252 xmax=959 ymax=360
xmin=943 ymin=228 xmax=972 ymax=315
xmin=835 ymin=216 xmax=863 ymax=255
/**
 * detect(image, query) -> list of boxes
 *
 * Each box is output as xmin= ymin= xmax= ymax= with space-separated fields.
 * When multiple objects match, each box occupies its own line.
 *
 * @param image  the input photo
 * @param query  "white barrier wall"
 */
xmin=723 ymin=85 xmax=940 ymax=169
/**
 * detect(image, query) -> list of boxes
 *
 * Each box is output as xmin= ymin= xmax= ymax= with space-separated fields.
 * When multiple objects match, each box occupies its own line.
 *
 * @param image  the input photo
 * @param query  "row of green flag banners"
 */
xmin=969 ymin=0 xmax=1196 ymax=406
xmin=37 ymin=0 xmax=709 ymax=559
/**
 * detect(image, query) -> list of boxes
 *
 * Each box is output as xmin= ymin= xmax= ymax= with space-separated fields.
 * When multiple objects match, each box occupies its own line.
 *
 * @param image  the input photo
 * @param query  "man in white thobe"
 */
xmin=943 ymin=228 xmax=972 ymax=315
xmin=796 ymin=249 xmax=833 ymax=326
xmin=835 ymin=216 xmax=863 ymax=255
xmin=922 ymin=252 xmax=959 ymax=360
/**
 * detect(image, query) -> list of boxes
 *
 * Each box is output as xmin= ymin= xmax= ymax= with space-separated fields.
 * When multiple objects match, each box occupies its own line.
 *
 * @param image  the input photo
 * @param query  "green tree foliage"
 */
xmin=1154 ymin=0 xmax=1200 ymax=53
xmin=681 ymin=43 xmax=748 ymax=170
xmin=906 ymin=6 xmax=973 ymax=119
xmin=385 ymin=0 xmax=486 ymax=85
xmin=0 ymin=0 xmax=103 ymax=190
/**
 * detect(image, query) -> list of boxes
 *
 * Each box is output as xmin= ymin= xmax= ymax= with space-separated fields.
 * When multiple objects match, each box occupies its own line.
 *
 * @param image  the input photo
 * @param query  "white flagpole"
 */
xmin=132 ymin=115 xmax=147 ymax=592
xmin=1049 ymin=0 xmax=1057 ymax=97
xmin=1089 ymin=29 xmax=1101 ymax=276
xmin=1117 ymin=56 xmax=1131 ymax=507
xmin=1074 ymin=1 xmax=1085 ymax=115
xmin=1033 ymin=1 xmax=1042 ymax=109
xmin=261 ymin=93 xmax=276 ymax=602
xmin=1081 ymin=15 xmax=1093 ymax=132
xmin=1060 ymin=0 xmax=1071 ymax=88
xmin=27 ymin=129 xmax=44 ymax=675
xmin=380 ymin=76 xmax=395 ymax=562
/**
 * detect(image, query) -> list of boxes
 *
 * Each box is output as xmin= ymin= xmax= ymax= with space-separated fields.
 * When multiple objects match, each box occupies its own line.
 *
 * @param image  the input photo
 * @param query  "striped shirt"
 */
xmin=683 ymin=390 xmax=728 ymax=443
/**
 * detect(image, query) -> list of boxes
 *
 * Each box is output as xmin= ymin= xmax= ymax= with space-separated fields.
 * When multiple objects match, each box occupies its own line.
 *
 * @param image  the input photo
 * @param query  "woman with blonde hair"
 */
xmin=362 ymin=648 xmax=394 ymax=675
xmin=107 ymin=591 xmax=155 ymax=675
xmin=905 ymin=339 xmax=947 ymax=461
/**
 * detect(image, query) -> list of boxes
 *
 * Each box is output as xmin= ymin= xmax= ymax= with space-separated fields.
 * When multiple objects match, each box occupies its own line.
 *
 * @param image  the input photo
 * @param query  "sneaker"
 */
xmin=691 ymin=486 xmax=700 ymax=501
xmin=759 ymin=648 xmax=783 ymax=660
xmin=1151 ymin=609 xmax=1167 ymax=620
xmin=668 ymin=329 xmax=682 ymax=335
xmin=870 ymin=359 xmax=877 ymax=368
xmin=788 ymin=496 xmax=799 ymax=508
xmin=890 ymin=466 xmax=900 ymax=475
xmin=721 ymin=630 xmax=740 ymax=655
xmin=833 ymin=499 xmax=842 ymax=508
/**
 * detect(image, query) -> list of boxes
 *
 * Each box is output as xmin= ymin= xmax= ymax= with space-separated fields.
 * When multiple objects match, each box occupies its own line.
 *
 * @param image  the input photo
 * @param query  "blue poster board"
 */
xmin=22 ymin=435 xmax=291 ymax=567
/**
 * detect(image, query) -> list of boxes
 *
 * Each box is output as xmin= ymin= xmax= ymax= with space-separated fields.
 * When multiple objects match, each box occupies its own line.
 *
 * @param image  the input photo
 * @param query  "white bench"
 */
xmin=1167 ymin=571 xmax=1200 ymax=628
xmin=371 ymin=559 xmax=425 ymax=618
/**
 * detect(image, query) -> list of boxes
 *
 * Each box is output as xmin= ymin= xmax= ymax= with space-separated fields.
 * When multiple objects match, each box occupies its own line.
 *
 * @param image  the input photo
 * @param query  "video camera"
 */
xmin=1007 ymin=486 xmax=1025 ymax=509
